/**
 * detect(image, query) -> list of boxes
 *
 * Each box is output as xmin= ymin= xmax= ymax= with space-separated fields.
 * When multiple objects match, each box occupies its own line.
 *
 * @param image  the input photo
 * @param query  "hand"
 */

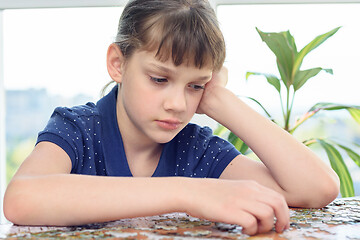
xmin=207 ymin=66 xmax=228 ymax=90
xmin=196 ymin=66 xmax=228 ymax=115
xmin=185 ymin=178 xmax=290 ymax=236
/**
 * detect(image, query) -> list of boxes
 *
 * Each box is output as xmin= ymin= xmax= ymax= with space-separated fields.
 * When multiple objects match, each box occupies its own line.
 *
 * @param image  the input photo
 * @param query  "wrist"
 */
xmin=175 ymin=177 xmax=220 ymax=218
xmin=175 ymin=177 xmax=194 ymax=213
xmin=174 ymin=177 xmax=202 ymax=215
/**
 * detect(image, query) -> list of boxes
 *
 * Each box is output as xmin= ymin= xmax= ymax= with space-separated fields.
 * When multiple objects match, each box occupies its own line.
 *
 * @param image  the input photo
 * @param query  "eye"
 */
xmin=150 ymin=76 xmax=167 ymax=84
xmin=189 ymin=84 xmax=205 ymax=91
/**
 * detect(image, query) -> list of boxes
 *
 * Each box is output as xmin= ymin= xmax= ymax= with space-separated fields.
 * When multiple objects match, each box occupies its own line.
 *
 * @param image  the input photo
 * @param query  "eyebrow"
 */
xmin=149 ymin=63 xmax=212 ymax=81
xmin=149 ymin=63 xmax=174 ymax=74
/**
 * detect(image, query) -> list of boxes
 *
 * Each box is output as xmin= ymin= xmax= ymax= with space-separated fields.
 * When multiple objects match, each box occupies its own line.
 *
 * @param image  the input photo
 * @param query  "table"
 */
xmin=0 ymin=197 xmax=359 ymax=239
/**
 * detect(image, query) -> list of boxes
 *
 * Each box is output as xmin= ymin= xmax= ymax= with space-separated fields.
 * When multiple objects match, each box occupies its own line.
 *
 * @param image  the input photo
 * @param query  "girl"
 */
xmin=3 ymin=0 xmax=339 ymax=236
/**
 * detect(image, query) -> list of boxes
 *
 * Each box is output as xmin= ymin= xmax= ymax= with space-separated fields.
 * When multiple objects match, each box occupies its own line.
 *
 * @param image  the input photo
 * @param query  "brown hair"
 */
xmin=115 ymin=0 xmax=225 ymax=70
xmin=102 ymin=0 xmax=226 ymax=95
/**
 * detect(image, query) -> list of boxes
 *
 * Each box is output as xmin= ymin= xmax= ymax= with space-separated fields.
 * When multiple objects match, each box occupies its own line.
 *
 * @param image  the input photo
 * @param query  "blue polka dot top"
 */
xmin=37 ymin=86 xmax=240 ymax=178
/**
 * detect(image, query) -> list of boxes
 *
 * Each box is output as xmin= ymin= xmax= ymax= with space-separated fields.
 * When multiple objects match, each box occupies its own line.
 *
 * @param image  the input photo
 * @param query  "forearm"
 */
xmin=4 ymin=171 xmax=291 ymax=235
xmin=4 ymin=175 xmax=188 ymax=226
xmin=203 ymin=86 xmax=339 ymax=205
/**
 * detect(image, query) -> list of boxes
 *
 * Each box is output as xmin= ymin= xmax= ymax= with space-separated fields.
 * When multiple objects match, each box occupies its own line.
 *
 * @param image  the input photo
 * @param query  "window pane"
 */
xmin=4 ymin=7 xmax=123 ymax=183
xmin=218 ymin=3 xmax=360 ymax=195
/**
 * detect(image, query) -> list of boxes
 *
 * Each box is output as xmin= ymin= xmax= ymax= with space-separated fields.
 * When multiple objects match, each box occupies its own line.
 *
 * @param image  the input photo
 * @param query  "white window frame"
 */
xmin=1 ymin=0 xmax=360 ymax=224
xmin=0 ymin=10 xmax=6 ymax=224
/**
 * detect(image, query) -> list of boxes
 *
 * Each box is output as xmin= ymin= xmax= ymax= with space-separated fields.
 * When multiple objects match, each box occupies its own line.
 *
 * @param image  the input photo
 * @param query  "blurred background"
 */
xmin=1 ymin=0 xmax=360 ymax=223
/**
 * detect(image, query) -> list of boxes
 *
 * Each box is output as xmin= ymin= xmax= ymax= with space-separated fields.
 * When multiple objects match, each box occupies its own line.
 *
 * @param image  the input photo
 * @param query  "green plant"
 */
xmin=6 ymin=138 xmax=36 ymax=184
xmin=216 ymin=27 xmax=360 ymax=197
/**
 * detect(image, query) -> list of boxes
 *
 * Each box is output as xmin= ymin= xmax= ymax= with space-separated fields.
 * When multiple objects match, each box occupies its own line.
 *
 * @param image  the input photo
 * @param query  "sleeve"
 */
xmin=36 ymin=106 xmax=86 ymax=170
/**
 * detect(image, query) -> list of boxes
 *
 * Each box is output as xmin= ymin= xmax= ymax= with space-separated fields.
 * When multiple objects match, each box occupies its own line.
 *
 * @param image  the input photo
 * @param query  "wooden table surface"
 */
xmin=0 ymin=197 xmax=359 ymax=239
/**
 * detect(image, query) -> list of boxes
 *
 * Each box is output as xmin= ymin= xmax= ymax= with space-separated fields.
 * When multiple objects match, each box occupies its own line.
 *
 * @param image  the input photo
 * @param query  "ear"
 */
xmin=106 ymin=43 xmax=125 ymax=84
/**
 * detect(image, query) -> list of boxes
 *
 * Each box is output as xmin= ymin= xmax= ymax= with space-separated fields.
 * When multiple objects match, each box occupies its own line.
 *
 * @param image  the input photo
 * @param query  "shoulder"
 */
xmin=38 ymin=102 xmax=103 ymax=174
xmin=42 ymin=101 xmax=102 ymax=141
xmin=48 ymin=102 xmax=100 ymax=129
xmin=53 ymin=102 xmax=99 ymax=120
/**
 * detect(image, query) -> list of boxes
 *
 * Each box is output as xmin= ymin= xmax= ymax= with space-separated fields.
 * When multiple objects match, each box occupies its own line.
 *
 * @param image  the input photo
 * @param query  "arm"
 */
xmin=3 ymin=142 xmax=184 ymax=226
xmin=198 ymin=67 xmax=340 ymax=208
xmin=4 ymin=141 xmax=289 ymax=235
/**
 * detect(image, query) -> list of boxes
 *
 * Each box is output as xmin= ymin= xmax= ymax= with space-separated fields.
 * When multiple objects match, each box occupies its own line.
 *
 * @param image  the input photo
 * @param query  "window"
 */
xmin=0 ymin=5 xmax=123 ymax=223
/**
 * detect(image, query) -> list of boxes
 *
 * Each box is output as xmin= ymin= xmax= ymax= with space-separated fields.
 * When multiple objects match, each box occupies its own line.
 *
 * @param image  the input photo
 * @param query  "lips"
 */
xmin=156 ymin=119 xmax=182 ymax=130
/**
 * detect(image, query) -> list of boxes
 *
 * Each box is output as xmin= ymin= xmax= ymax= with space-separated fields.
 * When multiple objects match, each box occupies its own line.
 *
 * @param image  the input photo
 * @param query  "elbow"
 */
xmin=3 ymin=196 xmax=24 ymax=225
xmin=310 ymin=179 xmax=340 ymax=208
xmin=313 ymin=171 xmax=340 ymax=208
xmin=3 ymin=179 xmax=38 ymax=225
xmin=298 ymin=174 xmax=340 ymax=209
xmin=288 ymin=173 xmax=340 ymax=209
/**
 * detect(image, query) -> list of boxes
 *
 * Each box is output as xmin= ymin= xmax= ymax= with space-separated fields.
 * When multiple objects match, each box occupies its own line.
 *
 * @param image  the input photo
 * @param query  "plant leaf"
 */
xmin=289 ymin=110 xmax=317 ymax=134
xmin=228 ymin=132 xmax=249 ymax=154
xmin=336 ymin=143 xmax=360 ymax=168
xmin=293 ymin=68 xmax=333 ymax=91
xmin=293 ymin=103 xmax=360 ymax=133
xmin=348 ymin=108 xmax=360 ymax=124
xmin=308 ymin=102 xmax=360 ymax=112
xmin=214 ymin=125 xmax=227 ymax=137
xmin=245 ymin=96 xmax=275 ymax=122
xmin=246 ymin=72 xmax=281 ymax=93
xmin=256 ymin=28 xmax=296 ymax=88
xmin=303 ymin=138 xmax=317 ymax=147
xmin=317 ymin=139 xmax=354 ymax=197
xmin=292 ymin=27 xmax=341 ymax=78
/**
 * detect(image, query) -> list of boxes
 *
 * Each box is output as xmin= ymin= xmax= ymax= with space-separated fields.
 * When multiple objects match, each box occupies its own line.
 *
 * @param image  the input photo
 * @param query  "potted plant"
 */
xmin=216 ymin=27 xmax=360 ymax=197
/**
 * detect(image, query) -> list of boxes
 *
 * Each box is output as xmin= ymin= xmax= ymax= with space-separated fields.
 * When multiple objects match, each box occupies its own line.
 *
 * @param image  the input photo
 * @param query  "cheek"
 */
xmin=126 ymin=87 xmax=157 ymax=114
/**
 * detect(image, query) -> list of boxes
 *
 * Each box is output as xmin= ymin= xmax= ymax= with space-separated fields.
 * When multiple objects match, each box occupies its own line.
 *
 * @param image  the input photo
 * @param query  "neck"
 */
xmin=116 ymin=91 xmax=163 ymax=177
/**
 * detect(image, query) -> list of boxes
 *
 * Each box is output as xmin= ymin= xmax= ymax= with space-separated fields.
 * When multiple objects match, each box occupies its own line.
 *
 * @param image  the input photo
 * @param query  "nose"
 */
xmin=163 ymin=87 xmax=187 ymax=112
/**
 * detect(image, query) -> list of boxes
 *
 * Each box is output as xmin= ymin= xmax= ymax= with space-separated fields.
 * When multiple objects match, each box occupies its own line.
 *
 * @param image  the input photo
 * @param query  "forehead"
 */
xmin=130 ymin=50 xmax=213 ymax=77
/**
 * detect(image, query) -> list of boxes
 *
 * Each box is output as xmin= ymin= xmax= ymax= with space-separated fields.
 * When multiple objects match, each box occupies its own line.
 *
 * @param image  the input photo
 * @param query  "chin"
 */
xmin=154 ymin=136 xmax=175 ymax=144
xmin=152 ymin=131 xmax=180 ymax=144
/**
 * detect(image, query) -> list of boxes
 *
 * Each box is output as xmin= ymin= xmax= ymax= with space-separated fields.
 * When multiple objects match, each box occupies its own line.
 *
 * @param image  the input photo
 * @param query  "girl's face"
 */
xmin=117 ymin=50 xmax=212 ymax=144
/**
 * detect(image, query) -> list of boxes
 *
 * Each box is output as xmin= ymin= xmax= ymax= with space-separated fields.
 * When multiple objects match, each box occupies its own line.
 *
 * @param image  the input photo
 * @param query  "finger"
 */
xmin=271 ymin=196 xmax=289 ymax=233
xmin=275 ymin=205 xmax=290 ymax=233
xmin=218 ymin=208 xmax=259 ymax=236
xmin=219 ymin=66 xmax=228 ymax=86
xmin=218 ymin=66 xmax=228 ymax=87
xmin=258 ymin=190 xmax=289 ymax=233
xmin=234 ymin=211 xmax=258 ymax=236
xmin=210 ymin=66 xmax=228 ymax=87
xmin=243 ymin=203 xmax=276 ymax=234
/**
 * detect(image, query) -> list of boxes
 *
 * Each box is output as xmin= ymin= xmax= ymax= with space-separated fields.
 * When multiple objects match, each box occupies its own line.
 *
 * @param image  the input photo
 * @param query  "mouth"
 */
xmin=156 ymin=119 xmax=182 ymax=130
